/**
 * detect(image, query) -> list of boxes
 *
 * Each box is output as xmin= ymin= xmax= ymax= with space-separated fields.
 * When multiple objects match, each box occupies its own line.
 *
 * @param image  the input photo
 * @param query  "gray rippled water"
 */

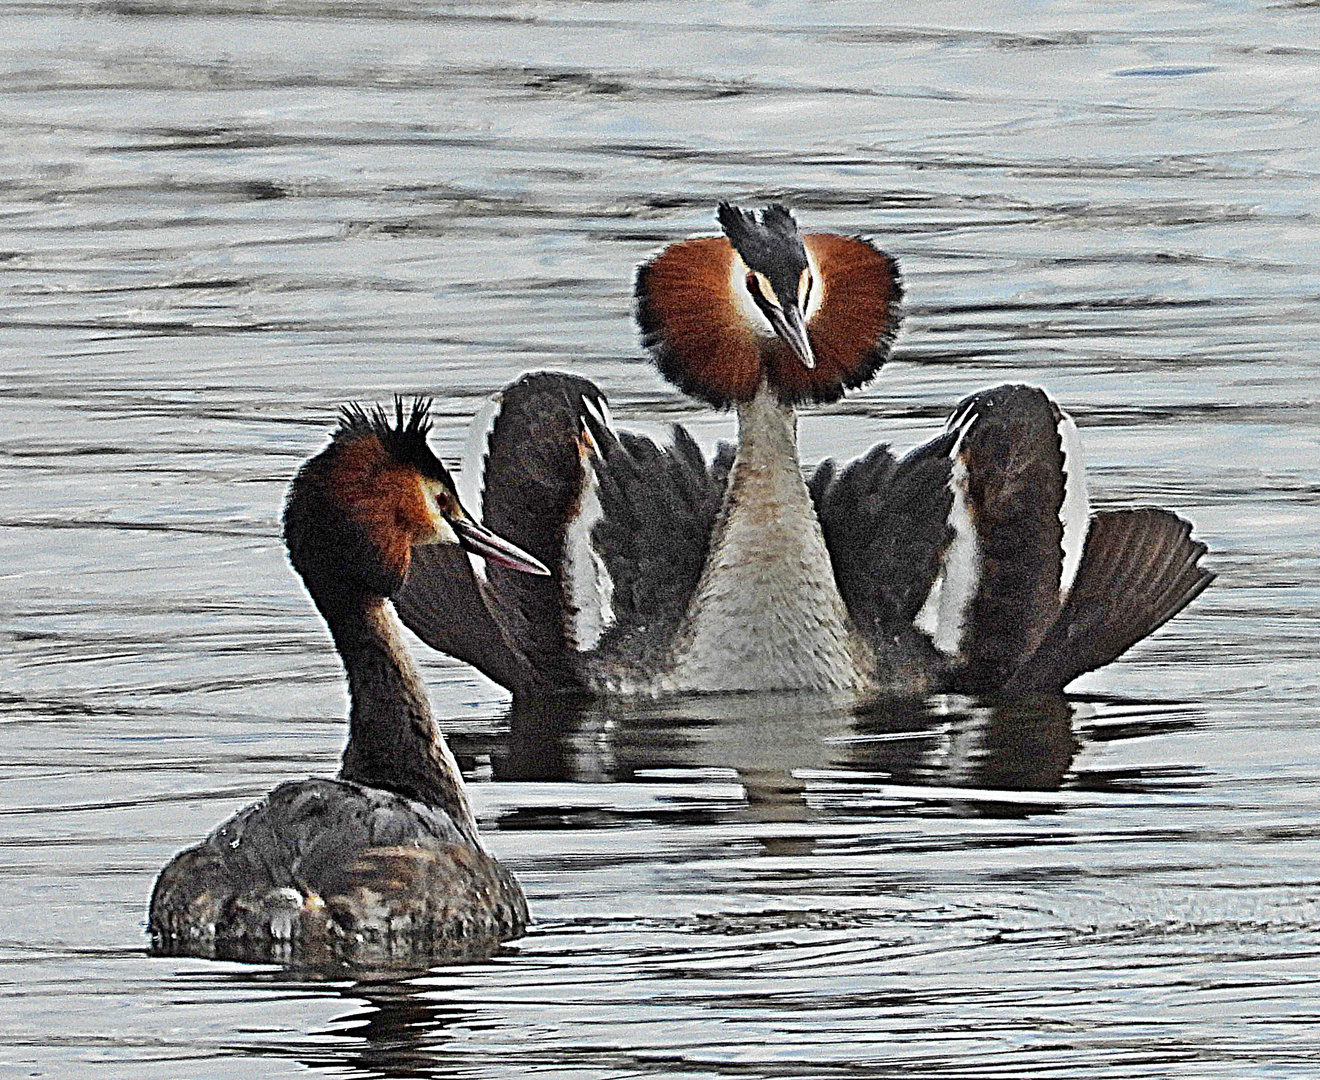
xmin=2 ymin=1 xmax=1319 ymax=1077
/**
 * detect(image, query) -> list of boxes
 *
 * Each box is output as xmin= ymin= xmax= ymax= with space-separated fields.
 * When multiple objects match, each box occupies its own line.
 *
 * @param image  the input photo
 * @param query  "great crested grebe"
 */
xmin=150 ymin=400 xmax=548 ymax=967
xmin=395 ymin=203 xmax=1213 ymax=700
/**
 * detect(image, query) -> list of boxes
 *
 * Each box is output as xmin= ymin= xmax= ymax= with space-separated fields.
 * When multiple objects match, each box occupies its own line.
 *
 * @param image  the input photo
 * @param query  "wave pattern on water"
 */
xmin=2 ymin=1 xmax=1319 ymax=1077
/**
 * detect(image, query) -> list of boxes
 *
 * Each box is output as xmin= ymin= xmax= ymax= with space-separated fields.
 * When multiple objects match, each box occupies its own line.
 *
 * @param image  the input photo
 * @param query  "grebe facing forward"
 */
xmin=396 ymin=204 xmax=1213 ymax=700
xmin=150 ymin=400 xmax=547 ymax=968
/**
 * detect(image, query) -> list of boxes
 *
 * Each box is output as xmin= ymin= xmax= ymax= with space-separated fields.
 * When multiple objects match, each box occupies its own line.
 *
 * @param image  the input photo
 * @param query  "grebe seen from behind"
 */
xmin=149 ymin=399 xmax=548 ymax=968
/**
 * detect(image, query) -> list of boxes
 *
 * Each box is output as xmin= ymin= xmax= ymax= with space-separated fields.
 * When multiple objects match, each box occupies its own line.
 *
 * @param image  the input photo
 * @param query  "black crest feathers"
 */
xmin=717 ymin=201 xmax=808 ymax=276
xmin=336 ymin=396 xmax=449 ymax=483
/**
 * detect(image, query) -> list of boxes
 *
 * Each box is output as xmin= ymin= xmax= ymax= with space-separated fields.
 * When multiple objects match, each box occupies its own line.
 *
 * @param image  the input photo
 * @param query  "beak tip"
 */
xmin=777 ymin=306 xmax=816 ymax=371
xmin=524 ymin=554 xmax=553 ymax=577
xmin=452 ymin=517 xmax=553 ymax=577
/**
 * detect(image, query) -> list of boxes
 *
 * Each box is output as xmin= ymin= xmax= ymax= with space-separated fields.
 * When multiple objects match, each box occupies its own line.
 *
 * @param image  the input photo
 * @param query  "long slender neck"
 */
xmin=731 ymin=380 xmax=808 ymax=511
xmin=665 ymin=380 xmax=875 ymax=693
xmin=310 ymin=585 xmax=481 ymax=850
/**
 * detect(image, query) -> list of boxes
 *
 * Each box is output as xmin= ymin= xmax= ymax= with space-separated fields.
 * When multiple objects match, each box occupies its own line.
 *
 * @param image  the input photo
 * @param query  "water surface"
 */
xmin=3 ymin=1 xmax=1319 ymax=1076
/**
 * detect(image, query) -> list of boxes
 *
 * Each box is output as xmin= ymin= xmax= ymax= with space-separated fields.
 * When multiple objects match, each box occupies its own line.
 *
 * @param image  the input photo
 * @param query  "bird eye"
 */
xmin=421 ymin=480 xmax=456 ymax=520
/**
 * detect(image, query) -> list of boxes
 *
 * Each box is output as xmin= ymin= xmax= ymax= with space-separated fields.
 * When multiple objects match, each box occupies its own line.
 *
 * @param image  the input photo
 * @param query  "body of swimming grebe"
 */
xmin=395 ymin=205 xmax=1213 ymax=701
xmin=149 ymin=400 xmax=548 ymax=967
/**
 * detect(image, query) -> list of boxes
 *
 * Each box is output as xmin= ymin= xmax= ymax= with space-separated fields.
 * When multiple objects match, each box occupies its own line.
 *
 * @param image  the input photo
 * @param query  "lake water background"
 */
xmin=2 ymin=1 xmax=1319 ymax=1076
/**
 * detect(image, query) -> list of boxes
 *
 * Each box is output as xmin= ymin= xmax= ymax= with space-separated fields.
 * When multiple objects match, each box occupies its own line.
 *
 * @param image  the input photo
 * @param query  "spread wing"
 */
xmin=815 ymin=384 xmax=1211 ymax=693
xmin=810 ymin=433 xmax=956 ymax=680
xmin=589 ymin=426 xmax=732 ymax=676
xmin=941 ymin=384 xmax=1076 ymax=690
xmin=1006 ymin=508 xmax=1214 ymax=692
xmin=394 ymin=544 xmax=544 ymax=696
xmin=398 ymin=371 xmax=727 ymax=694
xmin=398 ymin=372 xmax=600 ymax=695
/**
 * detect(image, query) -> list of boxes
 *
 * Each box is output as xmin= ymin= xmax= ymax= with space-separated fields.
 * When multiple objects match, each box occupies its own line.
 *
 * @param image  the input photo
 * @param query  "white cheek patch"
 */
xmin=435 ymin=514 xmax=460 ymax=547
xmin=1056 ymin=409 xmax=1091 ymax=600
xmin=914 ymin=417 xmax=983 ymax=657
xmin=459 ymin=392 xmax=503 ymax=582
xmin=561 ymin=451 xmax=615 ymax=652
xmin=728 ymin=251 xmax=775 ymax=337
xmin=802 ymin=241 xmax=824 ymax=323
xmin=421 ymin=485 xmax=461 ymax=546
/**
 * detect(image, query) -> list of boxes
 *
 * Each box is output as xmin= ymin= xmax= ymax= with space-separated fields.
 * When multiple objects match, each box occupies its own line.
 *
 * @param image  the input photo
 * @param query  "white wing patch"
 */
xmin=1056 ymin=409 xmax=1091 ymax=600
xmin=914 ymin=412 xmax=983 ymax=657
xmin=562 ymin=445 xmax=616 ymax=652
xmin=580 ymin=392 xmax=615 ymax=440
xmin=459 ymin=392 xmax=504 ymax=582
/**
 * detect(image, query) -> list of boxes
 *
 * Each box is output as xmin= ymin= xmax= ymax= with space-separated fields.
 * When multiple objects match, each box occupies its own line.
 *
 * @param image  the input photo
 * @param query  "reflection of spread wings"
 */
xmin=498 ymin=691 xmax=1082 ymax=814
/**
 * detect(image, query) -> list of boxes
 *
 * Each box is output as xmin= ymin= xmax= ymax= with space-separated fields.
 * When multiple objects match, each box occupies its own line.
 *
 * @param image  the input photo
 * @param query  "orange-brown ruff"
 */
xmin=324 ymin=432 xmax=436 ymax=579
xmin=636 ymin=232 xmax=901 ymax=406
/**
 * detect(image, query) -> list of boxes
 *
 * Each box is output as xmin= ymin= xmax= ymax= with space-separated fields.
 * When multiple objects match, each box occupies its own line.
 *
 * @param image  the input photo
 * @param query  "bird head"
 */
xmin=635 ymin=202 xmax=903 ymax=408
xmin=717 ymin=202 xmax=818 ymax=372
xmin=284 ymin=398 xmax=548 ymax=603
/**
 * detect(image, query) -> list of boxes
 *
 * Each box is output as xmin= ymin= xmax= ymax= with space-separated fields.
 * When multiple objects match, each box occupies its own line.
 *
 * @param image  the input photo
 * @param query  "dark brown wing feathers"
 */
xmin=1007 ymin=508 xmax=1214 ymax=692
xmin=955 ymin=386 xmax=1068 ymax=691
xmin=395 ymin=544 xmax=544 ymax=696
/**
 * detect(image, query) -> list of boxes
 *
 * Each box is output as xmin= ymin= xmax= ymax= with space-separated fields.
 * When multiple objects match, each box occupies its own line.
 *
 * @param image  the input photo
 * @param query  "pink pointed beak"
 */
xmin=453 ymin=517 xmax=551 ymax=576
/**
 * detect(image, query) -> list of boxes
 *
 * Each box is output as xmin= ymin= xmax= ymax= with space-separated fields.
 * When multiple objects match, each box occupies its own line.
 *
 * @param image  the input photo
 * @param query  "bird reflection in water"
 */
xmin=492 ymin=692 xmax=1087 ymax=843
xmin=202 ymin=969 xmax=476 ymax=1076
xmin=320 ymin=978 xmax=471 ymax=1078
